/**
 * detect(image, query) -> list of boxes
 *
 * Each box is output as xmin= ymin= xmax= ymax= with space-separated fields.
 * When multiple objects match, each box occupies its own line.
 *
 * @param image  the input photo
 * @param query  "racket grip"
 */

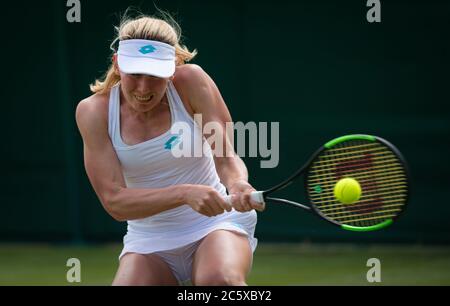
xmin=224 ymin=194 xmax=233 ymax=205
xmin=250 ymin=191 xmax=265 ymax=204
xmin=224 ymin=191 xmax=265 ymax=204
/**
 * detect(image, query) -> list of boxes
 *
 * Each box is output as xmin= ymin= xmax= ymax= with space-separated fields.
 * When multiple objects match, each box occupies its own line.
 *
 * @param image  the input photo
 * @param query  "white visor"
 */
xmin=117 ymin=39 xmax=176 ymax=78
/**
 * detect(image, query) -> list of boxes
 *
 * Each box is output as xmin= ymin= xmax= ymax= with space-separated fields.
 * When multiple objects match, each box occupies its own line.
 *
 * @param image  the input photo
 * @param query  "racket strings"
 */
xmin=319 ymin=202 xmax=403 ymax=216
xmin=309 ymin=177 xmax=406 ymax=192
xmin=308 ymin=164 xmax=405 ymax=181
xmin=306 ymin=139 xmax=407 ymax=228
xmin=325 ymin=141 xmax=405 ymax=226
xmin=310 ymin=185 xmax=407 ymax=202
xmin=325 ymin=140 xmax=405 ymax=227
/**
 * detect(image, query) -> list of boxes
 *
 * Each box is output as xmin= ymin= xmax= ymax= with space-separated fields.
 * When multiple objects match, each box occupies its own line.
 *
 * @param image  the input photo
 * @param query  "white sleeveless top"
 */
xmin=108 ymin=82 xmax=257 ymax=258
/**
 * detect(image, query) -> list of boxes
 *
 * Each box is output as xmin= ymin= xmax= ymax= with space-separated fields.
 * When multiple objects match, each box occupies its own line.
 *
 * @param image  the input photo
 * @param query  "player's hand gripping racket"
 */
xmin=226 ymin=134 xmax=410 ymax=232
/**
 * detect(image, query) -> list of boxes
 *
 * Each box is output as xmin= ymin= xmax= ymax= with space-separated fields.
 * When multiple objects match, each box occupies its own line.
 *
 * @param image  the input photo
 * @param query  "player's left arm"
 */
xmin=174 ymin=64 xmax=263 ymax=212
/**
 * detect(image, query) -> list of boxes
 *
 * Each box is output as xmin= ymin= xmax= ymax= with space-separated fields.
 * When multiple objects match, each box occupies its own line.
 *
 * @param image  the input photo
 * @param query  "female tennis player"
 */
xmin=75 ymin=13 xmax=264 ymax=286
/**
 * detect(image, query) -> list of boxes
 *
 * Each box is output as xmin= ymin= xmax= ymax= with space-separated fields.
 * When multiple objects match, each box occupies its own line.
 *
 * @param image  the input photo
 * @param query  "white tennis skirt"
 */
xmin=119 ymin=207 xmax=258 ymax=260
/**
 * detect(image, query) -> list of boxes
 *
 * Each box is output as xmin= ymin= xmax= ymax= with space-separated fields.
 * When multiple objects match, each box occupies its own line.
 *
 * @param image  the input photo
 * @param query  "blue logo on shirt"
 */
xmin=139 ymin=45 xmax=156 ymax=54
xmin=164 ymin=135 xmax=181 ymax=150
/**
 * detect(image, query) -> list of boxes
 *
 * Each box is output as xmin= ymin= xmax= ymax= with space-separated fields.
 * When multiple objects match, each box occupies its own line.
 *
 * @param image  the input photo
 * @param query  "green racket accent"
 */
xmin=325 ymin=134 xmax=376 ymax=149
xmin=341 ymin=219 xmax=393 ymax=232
xmin=314 ymin=185 xmax=323 ymax=193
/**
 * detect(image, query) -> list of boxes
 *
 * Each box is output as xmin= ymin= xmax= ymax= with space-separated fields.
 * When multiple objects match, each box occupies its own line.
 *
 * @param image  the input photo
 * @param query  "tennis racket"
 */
xmin=226 ymin=134 xmax=410 ymax=232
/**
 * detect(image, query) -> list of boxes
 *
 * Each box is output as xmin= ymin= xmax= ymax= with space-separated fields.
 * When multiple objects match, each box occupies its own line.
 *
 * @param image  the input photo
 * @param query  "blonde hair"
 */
xmin=90 ymin=11 xmax=197 ymax=94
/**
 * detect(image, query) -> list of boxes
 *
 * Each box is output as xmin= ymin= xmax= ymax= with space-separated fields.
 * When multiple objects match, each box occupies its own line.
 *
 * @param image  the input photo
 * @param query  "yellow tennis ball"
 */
xmin=334 ymin=178 xmax=362 ymax=204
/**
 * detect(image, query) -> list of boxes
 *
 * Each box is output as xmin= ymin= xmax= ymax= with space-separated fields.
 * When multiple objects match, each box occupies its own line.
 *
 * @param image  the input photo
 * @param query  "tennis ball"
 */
xmin=334 ymin=178 xmax=362 ymax=204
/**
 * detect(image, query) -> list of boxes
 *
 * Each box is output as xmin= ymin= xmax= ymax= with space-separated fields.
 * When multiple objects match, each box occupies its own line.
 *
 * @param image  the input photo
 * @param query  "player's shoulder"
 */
xmin=175 ymin=63 xmax=206 ymax=78
xmin=173 ymin=64 xmax=214 ymax=114
xmin=75 ymin=91 xmax=110 ymax=133
xmin=173 ymin=64 xmax=216 ymax=105
xmin=174 ymin=64 xmax=210 ymax=89
xmin=77 ymin=91 xmax=110 ymax=115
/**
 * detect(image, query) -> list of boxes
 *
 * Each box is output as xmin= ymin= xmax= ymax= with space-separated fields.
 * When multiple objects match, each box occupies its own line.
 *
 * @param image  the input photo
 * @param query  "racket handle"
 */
xmin=224 ymin=191 xmax=265 ymax=204
xmin=224 ymin=194 xmax=233 ymax=205
xmin=250 ymin=191 xmax=265 ymax=204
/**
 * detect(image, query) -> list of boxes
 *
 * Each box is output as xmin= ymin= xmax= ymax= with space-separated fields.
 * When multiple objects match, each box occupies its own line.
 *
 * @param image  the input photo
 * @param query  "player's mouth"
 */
xmin=134 ymin=94 xmax=154 ymax=103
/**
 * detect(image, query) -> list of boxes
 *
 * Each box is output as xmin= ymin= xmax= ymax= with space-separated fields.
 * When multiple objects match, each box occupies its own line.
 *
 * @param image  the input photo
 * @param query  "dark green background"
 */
xmin=1 ymin=0 xmax=449 ymax=244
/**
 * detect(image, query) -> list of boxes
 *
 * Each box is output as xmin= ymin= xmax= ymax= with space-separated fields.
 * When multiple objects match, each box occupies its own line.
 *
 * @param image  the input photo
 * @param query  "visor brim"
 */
xmin=117 ymin=55 xmax=175 ymax=78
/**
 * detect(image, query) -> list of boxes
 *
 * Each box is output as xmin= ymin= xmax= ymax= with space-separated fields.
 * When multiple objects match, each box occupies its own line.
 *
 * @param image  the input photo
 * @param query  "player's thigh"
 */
xmin=191 ymin=230 xmax=253 ymax=286
xmin=113 ymin=252 xmax=178 ymax=286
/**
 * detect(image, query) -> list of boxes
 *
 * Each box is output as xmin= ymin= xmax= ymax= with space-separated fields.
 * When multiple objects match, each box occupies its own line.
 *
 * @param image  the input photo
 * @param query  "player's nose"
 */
xmin=135 ymin=75 xmax=154 ymax=92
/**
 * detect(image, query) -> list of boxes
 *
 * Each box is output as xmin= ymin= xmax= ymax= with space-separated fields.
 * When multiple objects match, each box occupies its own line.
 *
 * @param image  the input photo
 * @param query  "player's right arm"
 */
xmin=75 ymin=95 xmax=230 ymax=221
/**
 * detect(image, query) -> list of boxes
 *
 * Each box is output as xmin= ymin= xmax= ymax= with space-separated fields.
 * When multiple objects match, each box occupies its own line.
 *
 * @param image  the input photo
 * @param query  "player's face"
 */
xmin=119 ymin=71 xmax=170 ymax=112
